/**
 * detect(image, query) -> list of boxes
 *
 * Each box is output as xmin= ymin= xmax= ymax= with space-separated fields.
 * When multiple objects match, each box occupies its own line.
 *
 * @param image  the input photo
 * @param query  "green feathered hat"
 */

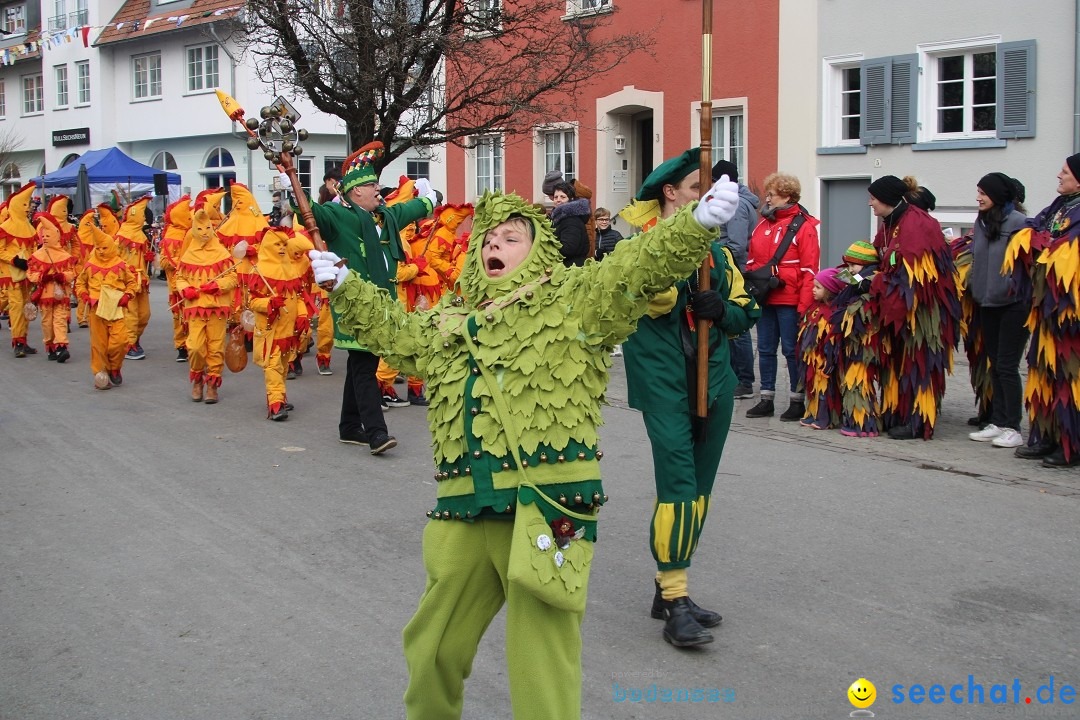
xmin=635 ymin=147 xmax=700 ymax=202
xmin=340 ymin=141 xmax=384 ymax=194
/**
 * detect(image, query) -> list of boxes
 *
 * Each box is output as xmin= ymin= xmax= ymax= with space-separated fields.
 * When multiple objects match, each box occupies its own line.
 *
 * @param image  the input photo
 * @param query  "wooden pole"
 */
xmin=695 ymin=0 xmax=714 ymax=420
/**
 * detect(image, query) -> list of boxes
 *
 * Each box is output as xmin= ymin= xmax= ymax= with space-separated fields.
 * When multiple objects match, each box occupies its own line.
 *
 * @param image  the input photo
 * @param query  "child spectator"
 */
xmin=833 ymin=240 xmax=883 ymax=437
xmin=593 ymin=207 xmax=624 ymax=261
xmin=798 ymin=267 xmax=845 ymax=429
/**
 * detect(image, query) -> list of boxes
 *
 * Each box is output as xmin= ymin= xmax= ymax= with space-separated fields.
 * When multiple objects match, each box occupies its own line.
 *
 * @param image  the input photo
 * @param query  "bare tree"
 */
xmin=0 ymin=125 xmax=24 ymax=182
xmin=237 ymin=0 xmax=652 ymax=169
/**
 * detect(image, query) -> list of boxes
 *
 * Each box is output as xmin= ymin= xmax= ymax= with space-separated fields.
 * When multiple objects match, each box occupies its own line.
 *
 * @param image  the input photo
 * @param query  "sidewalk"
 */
xmin=604 ymin=336 xmax=1080 ymax=499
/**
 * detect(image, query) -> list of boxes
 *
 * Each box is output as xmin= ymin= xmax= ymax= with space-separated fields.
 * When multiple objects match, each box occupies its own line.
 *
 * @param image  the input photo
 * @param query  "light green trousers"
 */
xmin=403 ymin=518 xmax=584 ymax=720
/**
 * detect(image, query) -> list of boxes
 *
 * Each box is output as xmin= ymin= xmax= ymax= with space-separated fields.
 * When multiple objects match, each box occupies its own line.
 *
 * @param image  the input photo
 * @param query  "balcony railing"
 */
xmin=48 ymin=14 xmax=67 ymax=32
xmin=69 ymin=8 xmax=88 ymax=27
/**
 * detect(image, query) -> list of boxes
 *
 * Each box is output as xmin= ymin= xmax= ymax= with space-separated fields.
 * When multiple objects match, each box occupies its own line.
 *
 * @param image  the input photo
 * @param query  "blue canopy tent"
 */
xmin=33 ymin=147 xmax=181 ymax=207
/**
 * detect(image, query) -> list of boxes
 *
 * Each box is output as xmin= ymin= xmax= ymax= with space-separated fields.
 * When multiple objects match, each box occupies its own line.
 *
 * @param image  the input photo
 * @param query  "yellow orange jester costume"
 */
xmin=115 ymin=196 xmax=153 ymax=359
xmin=0 ymin=183 xmax=39 ymax=356
xmin=158 ymin=194 xmax=193 ymax=361
xmin=27 ymin=212 xmax=77 ymax=362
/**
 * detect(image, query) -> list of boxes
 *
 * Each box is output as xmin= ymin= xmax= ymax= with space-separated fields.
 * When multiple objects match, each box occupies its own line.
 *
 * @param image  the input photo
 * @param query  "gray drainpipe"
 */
xmin=207 ymin=22 xmax=252 ymax=188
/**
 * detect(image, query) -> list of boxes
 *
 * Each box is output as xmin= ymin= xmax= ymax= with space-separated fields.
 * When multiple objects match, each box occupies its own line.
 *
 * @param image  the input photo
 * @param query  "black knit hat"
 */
xmin=1067 ymin=154 xmax=1080 ymax=182
xmin=711 ymin=159 xmax=739 ymax=185
xmin=868 ymin=175 xmax=907 ymax=206
xmin=978 ymin=172 xmax=1015 ymax=207
xmin=907 ymin=186 xmax=936 ymax=212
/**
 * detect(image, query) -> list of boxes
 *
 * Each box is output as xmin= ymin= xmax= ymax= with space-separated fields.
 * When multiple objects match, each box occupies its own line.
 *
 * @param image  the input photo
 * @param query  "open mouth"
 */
xmin=486 ymin=257 xmax=505 ymax=274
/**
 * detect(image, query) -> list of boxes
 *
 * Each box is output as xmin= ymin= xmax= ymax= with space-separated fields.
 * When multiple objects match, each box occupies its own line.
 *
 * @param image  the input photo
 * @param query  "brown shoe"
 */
xmin=204 ymin=384 xmax=218 ymax=404
xmin=191 ymin=381 xmax=204 ymax=402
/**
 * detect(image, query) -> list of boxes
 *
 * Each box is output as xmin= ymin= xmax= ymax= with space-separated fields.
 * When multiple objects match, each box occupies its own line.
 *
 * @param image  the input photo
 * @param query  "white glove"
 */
xmin=309 ymin=250 xmax=349 ymax=290
xmin=693 ymin=175 xmax=740 ymax=229
xmin=279 ymin=172 xmax=292 ymax=190
xmin=415 ymin=178 xmax=438 ymax=205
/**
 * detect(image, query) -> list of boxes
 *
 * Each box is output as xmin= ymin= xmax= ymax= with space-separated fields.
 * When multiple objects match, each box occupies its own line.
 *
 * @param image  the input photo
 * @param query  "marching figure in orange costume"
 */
xmin=158 ymin=194 xmax=193 ymax=362
xmin=27 ymin=212 xmax=77 ymax=362
xmin=193 ymin=188 xmax=227 ymax=227
xmin=245 ymin=226 xmax=309 ymax=421
xmin=424 ymin=202 xmax=474 ymax=293
xmin=115 ymin=196 xmax=154 ymax=360
xmin=175 ymin=208 xmax=238 ymax=404
xmin=45 ymin=196 xmax=77 ymax=260
xmin=74 ymin=212 xmax=137 ymax=388
xmin=0 ymin=183 xmax=39 ymax=357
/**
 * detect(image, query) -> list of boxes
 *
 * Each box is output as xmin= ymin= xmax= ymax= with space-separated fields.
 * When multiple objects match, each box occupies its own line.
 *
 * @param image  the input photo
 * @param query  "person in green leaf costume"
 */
xmin=310 ymin=178 xmax=740 ymax=720
xmin=621 ymin=149 xmax=760 ymax=648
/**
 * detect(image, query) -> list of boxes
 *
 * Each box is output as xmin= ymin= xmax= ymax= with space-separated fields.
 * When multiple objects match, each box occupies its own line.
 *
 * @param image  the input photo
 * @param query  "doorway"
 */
xmin=820 ymin=178 xmax=872 ymax=266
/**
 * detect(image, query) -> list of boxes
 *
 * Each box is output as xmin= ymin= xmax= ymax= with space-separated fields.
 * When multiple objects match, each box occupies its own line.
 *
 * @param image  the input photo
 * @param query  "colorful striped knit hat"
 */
xmin=341 ymin=141 xmax=384 ymax=194
xmin=842 ymin=240 xmax=877 ymax=265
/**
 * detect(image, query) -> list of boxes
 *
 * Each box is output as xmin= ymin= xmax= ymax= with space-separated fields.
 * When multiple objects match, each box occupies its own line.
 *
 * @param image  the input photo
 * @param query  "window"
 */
xmin=0 ymin=80 xmax=6 ymax=118
xmin=839 ymin=67 xmax=860 ymax=141
xmin=544 ymin=128 xmax=575 ymax=184
xmin=930 ymin=49 xmax=996 ymax=138
xmin=75 ymin=61 xmax=90 ymax=105
xmin=61 ymin=153 xmax=81 ymax=167
xmin=202 ymin=147 xmax=236 ymax=191
xmin=406 ymin=159 xmax=430 ymax=180
xmin=69 ymin=0 xmax=87 ymax=26
xmin=21 ymin=74 xmax=43 ymax=115
xmin=474 ymin=135 xmax=503 ymax=197
xmin=565 ymin=0 xmax=610 ymax=16
xmin=2 ymin=5 xmax=26 ymax=36
xmin=150 ymin=151 xmax=177 ymax=170
xmin=132 ymin=53 xmax=162 ymax=100
xmin=710 ymin=112 xmax=745 ymax=182
xmin=466 ymin=0 xmax=500 ymax=36
xmin=186 ymin=44 xmax=220 ymax=93
xmin=49 ymin=0 xmax=66 ymax=31
xmin=54 ymin=65 xmax=68 ymax=108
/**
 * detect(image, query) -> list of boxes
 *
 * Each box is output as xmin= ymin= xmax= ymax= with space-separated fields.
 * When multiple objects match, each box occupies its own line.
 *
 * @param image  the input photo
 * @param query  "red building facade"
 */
xmin=444 ymin=0 xmax=779 ymax=214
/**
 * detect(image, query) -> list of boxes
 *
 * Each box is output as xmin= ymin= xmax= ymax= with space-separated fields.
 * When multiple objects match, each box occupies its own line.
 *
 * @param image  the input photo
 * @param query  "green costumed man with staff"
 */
xmin=622 ymin=148 xmax=760 ymax=647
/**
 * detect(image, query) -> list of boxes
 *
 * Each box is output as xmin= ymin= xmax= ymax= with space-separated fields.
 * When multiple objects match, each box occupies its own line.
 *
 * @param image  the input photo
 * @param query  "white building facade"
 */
xmin=0 ymin=0 xmax=445 ymax=211
xmin=779 ymin=0 xmax=1075 ymax=266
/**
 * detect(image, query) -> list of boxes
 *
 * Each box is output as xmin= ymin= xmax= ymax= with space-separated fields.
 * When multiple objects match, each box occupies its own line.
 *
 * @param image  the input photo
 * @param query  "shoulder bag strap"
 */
xmin=766 ymin=212 xmax=806 ymax=269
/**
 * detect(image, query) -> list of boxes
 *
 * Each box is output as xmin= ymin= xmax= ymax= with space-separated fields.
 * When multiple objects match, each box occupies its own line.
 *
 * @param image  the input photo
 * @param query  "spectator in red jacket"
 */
xmin=743 ymin=172 xmax=820 ymax=421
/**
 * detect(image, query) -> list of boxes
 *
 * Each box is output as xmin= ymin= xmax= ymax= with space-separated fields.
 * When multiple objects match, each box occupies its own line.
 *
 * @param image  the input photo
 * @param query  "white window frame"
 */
xmin=917 ymin=35 xmax=1001 ymax=141
xmin=68 ymin=0 xmax=87 ymax=26
xmin=185 ymin=43 xmax=220 ymax=94
xmin=75 ymin=60 xmax=90 ymax=106
xmin=564 ymin=0 xmax=611 ymax=18
xmin=710 ymin=111 xmax=747 ymax=183
xmin=822 ymin=54 xmax=863 ymax=147
xmin=132 ymin=52 xmax=162 ymax=102
xmin=465 ymin=0 xmax=501 ymax=37
xmin=469 ymin=134 xmax=503 ymax=199
xmin=200 ymin=147 xmax=237 ymax=190
xmin=54 ymin=65 xmax=68 ymax=109
xmin=150 ymin=151 xmax=177 ymax=171
xmin=690 ymin=98 xmax=748 ymax=181
xmin=49 ymin=0 xmax=66 ymax=31
xmin=21 ymin=73 xmax=43 ymax=116
xmin=406 ymin=158 xmax=430 ymax=180
xmin=0 ymin=80 xmax=7 ymax=119
xmin=2 ymin=4 xmax=27 ymax=36
xmin=537 ymin=125 xmax=577 ymax=188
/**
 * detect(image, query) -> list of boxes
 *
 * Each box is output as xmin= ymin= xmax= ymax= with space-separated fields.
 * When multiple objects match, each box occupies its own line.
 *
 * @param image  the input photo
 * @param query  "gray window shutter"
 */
xmin=890 ymin=54 xmax=918 ymax=144
xmin=860 ymin=58 xmax=890 ymax=145
xmin=997 ymin=40 xmax=1036 ymax=138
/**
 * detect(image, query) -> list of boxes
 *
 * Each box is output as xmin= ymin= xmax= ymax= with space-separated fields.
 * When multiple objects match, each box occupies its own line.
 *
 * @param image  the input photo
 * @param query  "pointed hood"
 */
xmin=0 ymin=182 xmax=36 ymax=240
xmin=455 ymin=191 xmax=563 ymax=305
xmin=217 ymin=182 xmax=268 ymax=247
xmin=193 ymin=188 xmax=227 ymax=226
xmin=162 ymin=194 xmax=192 ymax=242
xmin=95 ymin=204 xmax=120 ymax=237
xmin=33 ymin=212 xmax=64 ymax=250
xmin=47 ymin=196 xmax=74 ymax=234
xmin=80 ymin=210 xmax=120 ymax=263
xmin=384 ymin=175 xmax=416 ymax=208
xmin=117 ymin=196 xmax=150 ymax=243
xmin=178 ymin=208 xmax=232 ymax=274
xmin=252 ymin=226 xmax=306 ymax=293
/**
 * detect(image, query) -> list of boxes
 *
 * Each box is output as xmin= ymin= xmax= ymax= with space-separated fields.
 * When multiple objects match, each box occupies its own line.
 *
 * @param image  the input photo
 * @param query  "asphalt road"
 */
xmin=2 ymin=282 xmax=1078 ymax=719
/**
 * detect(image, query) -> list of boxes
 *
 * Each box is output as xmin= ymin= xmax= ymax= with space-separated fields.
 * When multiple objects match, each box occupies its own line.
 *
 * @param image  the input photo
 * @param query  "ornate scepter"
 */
xmin=695 ymin=0 xmax=714 ymax=423
xmin=215 ymin=90 xmax=341 ymax=290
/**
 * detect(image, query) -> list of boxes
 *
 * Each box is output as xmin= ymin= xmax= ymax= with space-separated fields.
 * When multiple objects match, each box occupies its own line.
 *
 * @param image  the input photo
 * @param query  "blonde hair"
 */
xmin=763 ymin=172 xmax=802 ymax=203
xmin=901 ymin=175 xmax=921 ymax=192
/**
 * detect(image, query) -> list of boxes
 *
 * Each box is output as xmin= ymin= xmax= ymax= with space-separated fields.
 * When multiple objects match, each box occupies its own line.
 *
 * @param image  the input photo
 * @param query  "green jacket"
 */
xmin=306 ymin=197 xmax=432 ymax=349
xmin=624 ymin=242 xmax=759 ymax=411
xmin=329 ymin=197 xmax=717 ymax=529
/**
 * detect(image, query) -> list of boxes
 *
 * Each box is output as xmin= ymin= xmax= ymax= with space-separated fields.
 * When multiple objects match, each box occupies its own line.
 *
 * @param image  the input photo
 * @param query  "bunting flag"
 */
xmin=0 ymin=4 xmax=245 ymax=64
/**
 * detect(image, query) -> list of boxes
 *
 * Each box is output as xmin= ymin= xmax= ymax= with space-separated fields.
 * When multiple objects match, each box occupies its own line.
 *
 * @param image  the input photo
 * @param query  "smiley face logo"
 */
xmin=848 ymin=678 xmax=876 ymax=709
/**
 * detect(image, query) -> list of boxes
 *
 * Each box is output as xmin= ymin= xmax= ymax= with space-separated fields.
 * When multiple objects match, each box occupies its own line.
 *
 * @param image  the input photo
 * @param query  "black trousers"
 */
xmin=340 ymin=349 xmax=388 ymax=441
xmin=978 ymin=302 xmax=1030 ymax=431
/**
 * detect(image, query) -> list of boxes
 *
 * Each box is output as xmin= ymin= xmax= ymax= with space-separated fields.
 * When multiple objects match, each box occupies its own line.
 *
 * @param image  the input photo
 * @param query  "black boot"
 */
xmin=55 ymin=346 xmax=70 ymax=363
xmin=745 ymin=397 xmax=774 ymax=418
xmin=1042 ymin=447 xmax=1080 ymax=468
xmin=1015 ymin=440 xmax=1055 ymax=459
xmin=661 ymin=597 xmax=714 ymax=647
xmin=887 ymin=425 xmax=916 ymax=440
xmin=779 ymin=399 xmax=805 ymax=422
xmin=13 ymin=342 xmax=26 ymax=358
xmin=651 ymin=582 xmax=721 ymax=628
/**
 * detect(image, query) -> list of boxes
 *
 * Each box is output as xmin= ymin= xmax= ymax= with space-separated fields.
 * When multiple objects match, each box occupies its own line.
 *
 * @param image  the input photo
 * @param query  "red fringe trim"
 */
xmin=0 ymin=277 xmax=27 ymax=288
xmin=219 ymin=233 xmax=260 ymax=248
xmin=182 ymin=305 xmax=231 ymax=320
xmin=36 ymin=297 xmax=71 ymax=308
xmin=316 ymin=353 xmax=331 ymax=364
xmin=241 ymin=273 xmax=305 ymax=295
xmin=29 ymin=256 xmax=77 ymax=274
xmin=272 ymin=335 xmax=301 ymax=354
xmin=116 ymin=235 xmax=147 ymax=252
xmin=84 ymin=262 xmax=129 ymax=279
xmin=176 ymin=258 xmax=233 ymax=277
xmin=189 ymin=369 xmax=203 ymax=383
xmin=0 ymin=230 xmax=35 ymax=250
xmin=204 ymin=374 xmax=222 ymax=388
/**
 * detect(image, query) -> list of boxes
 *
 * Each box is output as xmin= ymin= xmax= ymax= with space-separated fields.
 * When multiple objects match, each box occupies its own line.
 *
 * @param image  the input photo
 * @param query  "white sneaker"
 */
xmin=611 ymin=345 xmax=623 ymax=357
xmin=969 ymin=423 xmax=1003 ymax=442
xmin=991 ymin=428 xmax=1024 ymax=448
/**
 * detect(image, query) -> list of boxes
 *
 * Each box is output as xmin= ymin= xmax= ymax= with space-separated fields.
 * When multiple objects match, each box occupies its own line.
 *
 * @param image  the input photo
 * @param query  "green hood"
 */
xmin=455 ymin=191 xmax=564 ymax=306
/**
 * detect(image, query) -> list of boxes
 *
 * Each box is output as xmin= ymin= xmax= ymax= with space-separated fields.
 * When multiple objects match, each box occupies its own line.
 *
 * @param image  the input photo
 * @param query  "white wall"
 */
xmin=777 ymin=0 xmax=819 ymax=212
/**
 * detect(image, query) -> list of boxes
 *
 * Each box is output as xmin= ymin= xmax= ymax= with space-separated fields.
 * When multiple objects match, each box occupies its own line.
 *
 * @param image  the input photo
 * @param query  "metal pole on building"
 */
xmin=695 ymin=0 xmax=714 ymax=421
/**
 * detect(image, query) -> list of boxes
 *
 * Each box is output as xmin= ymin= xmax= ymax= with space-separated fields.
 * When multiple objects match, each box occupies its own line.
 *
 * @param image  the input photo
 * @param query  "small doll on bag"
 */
xmin=244 ymin=226 xmax=309 ymax=421
xmin=27 ymin=213 xmax=77 ymax=362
